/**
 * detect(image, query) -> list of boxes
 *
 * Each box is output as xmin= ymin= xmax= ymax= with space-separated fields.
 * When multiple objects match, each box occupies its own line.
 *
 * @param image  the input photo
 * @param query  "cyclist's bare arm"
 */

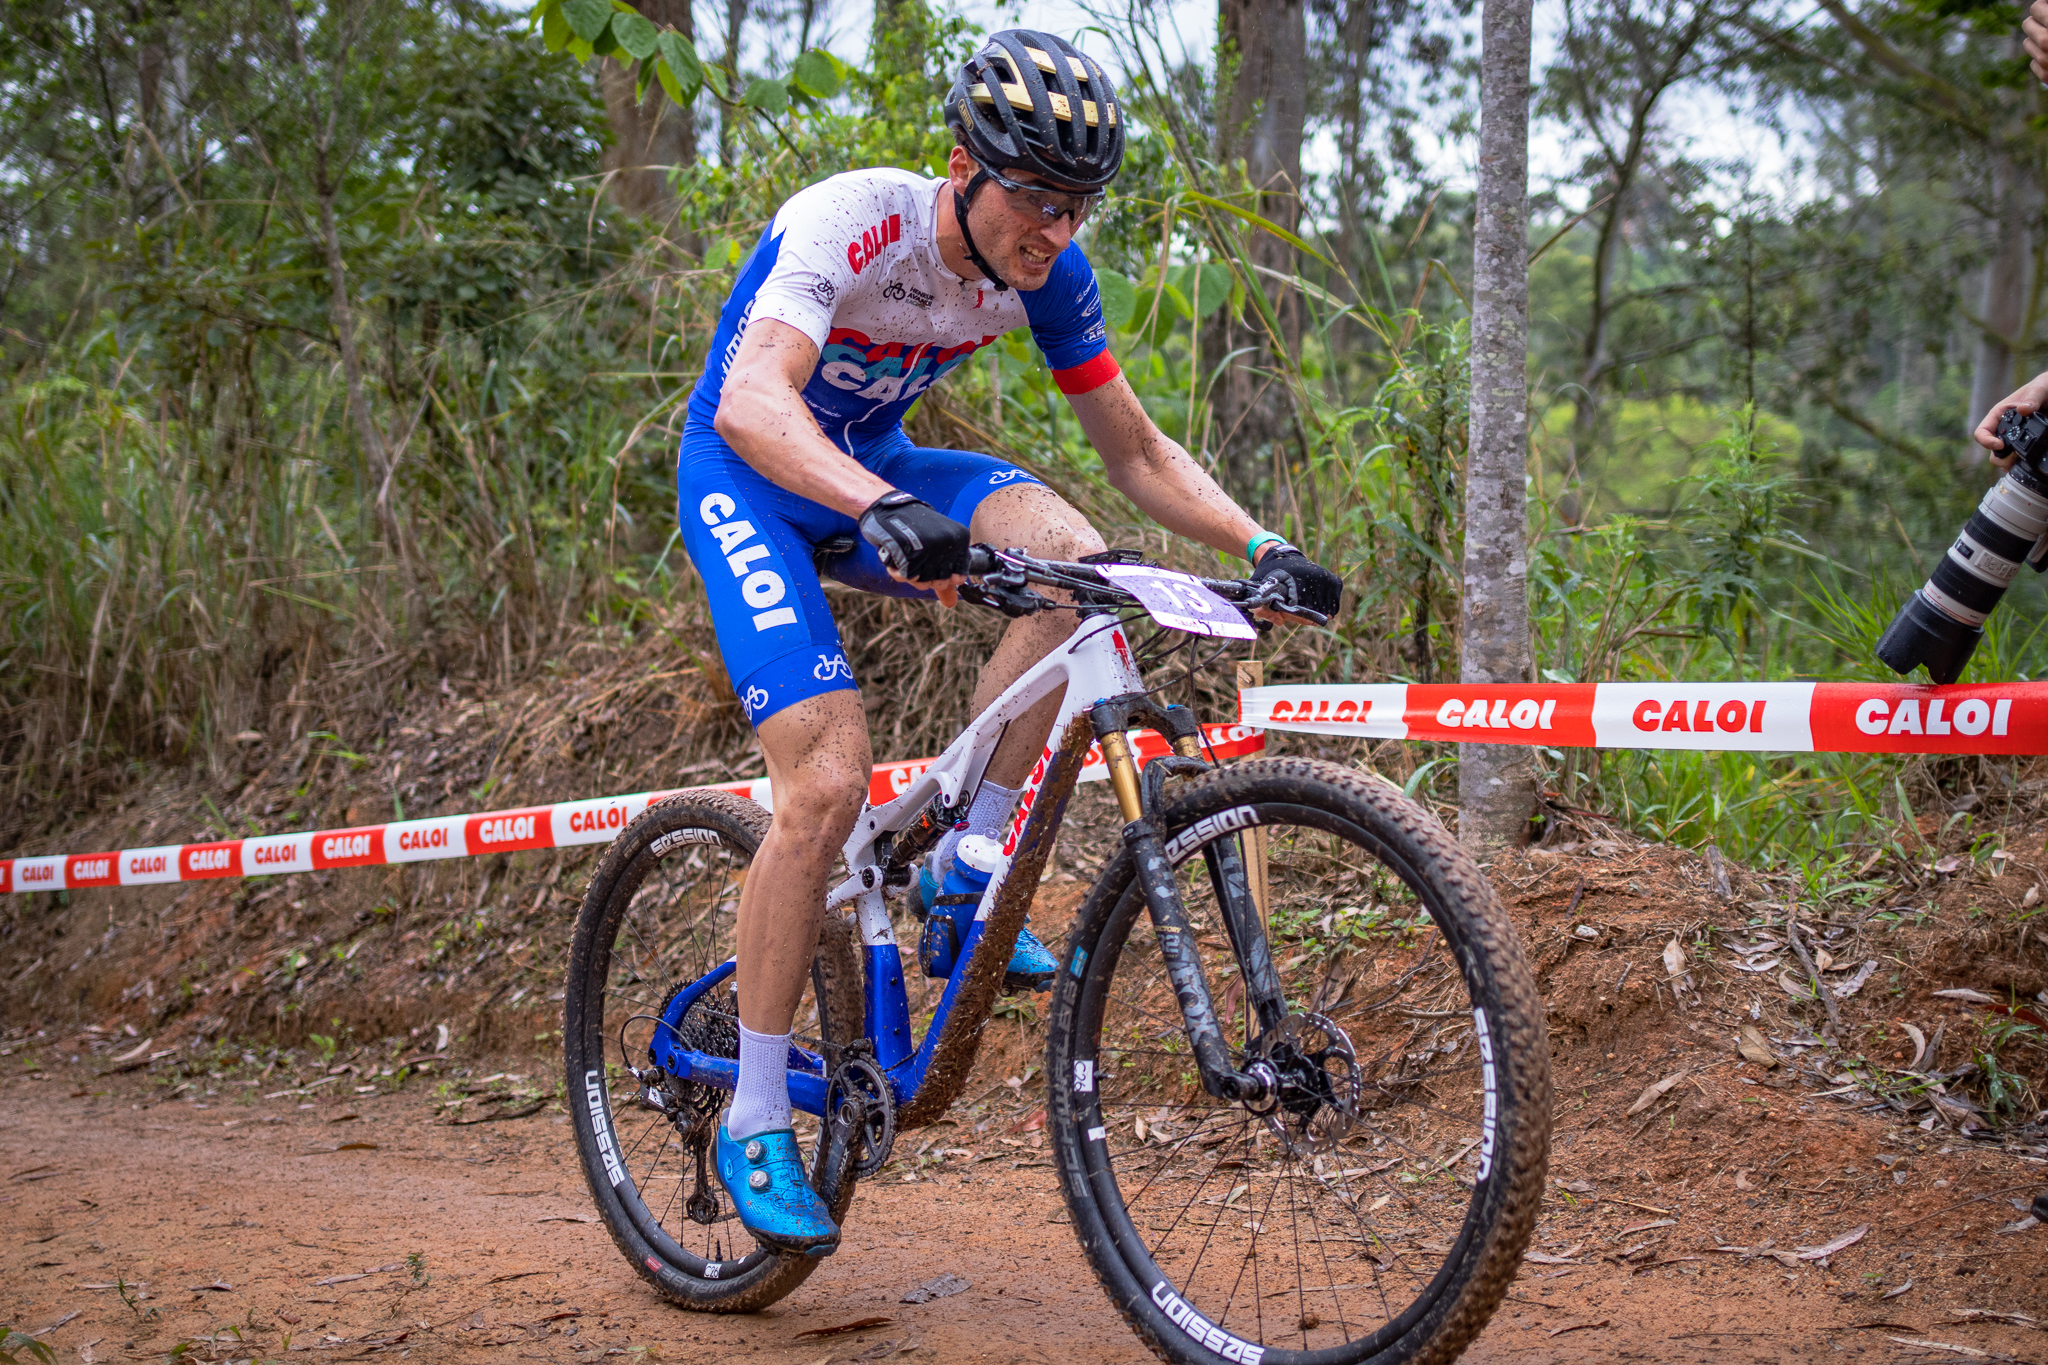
xmin=715 ymin=317 xmax=966 ymax=603
xmin=1066 ymin=375 xmax=1264 ymax=560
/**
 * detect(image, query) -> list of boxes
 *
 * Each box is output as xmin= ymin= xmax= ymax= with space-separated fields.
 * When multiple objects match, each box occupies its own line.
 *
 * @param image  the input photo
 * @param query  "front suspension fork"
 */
xmin=1093 ymin=700 xmax=1284 ymax=1104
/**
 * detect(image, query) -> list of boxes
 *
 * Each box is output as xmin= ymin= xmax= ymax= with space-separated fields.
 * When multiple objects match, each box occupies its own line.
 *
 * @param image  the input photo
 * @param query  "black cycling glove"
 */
xmin=859 ymin=491 xmax=971 ymax=583
xmin=1251 ymin=544 xmax=1344 ymax=619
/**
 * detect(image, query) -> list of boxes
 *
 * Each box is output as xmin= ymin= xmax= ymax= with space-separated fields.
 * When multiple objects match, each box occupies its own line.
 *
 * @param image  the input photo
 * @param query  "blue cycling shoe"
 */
xmin=915 ymin=861 xmax=1058 ymax=993
xmin=1003 ymin=922 xmax=1059 ymax=993
xmin=713 ymin=1125 xmax=838 ymax=1257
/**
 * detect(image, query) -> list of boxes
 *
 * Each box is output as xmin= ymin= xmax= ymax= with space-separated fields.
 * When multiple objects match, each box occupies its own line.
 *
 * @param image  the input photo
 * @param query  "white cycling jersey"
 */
xmin=684 ymin=167 xmax=1118 ymax=449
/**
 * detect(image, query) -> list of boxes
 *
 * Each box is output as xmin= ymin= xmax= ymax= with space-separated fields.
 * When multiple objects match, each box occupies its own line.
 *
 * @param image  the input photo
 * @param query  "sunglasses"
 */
xmin=976 ymin=165 xmax=1104 ymax=227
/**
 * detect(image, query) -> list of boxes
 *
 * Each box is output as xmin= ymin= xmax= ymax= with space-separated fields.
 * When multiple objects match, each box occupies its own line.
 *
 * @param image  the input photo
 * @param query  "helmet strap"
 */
xmin=953 ymin=171 xmax=1011 ymax=293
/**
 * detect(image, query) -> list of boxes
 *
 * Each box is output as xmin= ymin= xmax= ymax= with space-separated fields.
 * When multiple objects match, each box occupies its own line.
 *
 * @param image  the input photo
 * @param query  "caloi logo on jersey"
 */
xmin=817 ymin=327 xmax=994 ymax=404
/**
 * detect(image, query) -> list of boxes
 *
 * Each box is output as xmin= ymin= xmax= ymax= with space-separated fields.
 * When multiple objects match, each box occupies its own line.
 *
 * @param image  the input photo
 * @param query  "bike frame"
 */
xmin=646 ymin=612 xmax=1155 ymax=1119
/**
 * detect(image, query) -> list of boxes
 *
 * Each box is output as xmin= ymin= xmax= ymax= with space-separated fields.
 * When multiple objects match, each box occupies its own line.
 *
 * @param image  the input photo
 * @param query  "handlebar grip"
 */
xmin=967 ymin=545 xmax=999 ymax=576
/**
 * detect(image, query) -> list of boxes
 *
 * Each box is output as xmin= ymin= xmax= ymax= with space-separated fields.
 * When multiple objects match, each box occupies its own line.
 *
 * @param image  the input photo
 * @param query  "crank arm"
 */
xmin=1124 ymin=816 xmax=1269 ymax=1104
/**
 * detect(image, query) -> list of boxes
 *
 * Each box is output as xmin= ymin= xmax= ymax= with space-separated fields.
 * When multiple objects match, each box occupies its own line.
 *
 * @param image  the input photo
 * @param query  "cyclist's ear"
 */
xmin=947 ymin=145 xmax=979 ymax=192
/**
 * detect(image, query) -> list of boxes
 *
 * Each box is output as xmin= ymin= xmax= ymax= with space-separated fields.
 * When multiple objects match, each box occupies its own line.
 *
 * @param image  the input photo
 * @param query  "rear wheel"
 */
xmin=1046 ymin=758 xmax=1550 ymax=1365
xmin=564 ymin=791 xmax=863 ymax=1312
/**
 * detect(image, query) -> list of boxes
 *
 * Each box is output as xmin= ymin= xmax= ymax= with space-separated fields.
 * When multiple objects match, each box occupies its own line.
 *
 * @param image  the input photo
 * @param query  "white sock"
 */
xmin=727 ymin=1023 xmax=792 ymax=1140
xmin=934 ymin=781 xmax=1020 ymax=873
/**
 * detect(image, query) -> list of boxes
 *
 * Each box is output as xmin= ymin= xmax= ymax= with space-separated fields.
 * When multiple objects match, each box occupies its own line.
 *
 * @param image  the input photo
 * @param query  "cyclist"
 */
xmin=676 ymin=29 xmax=1343 ymax=1257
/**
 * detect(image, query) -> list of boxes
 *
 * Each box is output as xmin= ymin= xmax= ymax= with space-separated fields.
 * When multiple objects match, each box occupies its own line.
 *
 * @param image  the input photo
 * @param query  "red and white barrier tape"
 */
xmin=1241 ymin=682 xmax=2047 ymax=754
xmin=0 ymin=724 xmax=1265 ymax=896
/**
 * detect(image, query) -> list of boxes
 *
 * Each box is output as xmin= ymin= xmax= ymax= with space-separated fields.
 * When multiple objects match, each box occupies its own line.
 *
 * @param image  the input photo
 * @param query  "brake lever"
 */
xmin=1240 ymin=588 xmax=1329 ymax=627
xmin=1268 ymin=602 xmax=1329 ymax=626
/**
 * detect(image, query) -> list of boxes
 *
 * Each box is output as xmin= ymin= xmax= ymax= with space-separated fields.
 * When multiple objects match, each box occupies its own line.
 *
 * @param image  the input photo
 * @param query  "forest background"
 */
xmin=4 ymin=0 xmax=2044 ymax=883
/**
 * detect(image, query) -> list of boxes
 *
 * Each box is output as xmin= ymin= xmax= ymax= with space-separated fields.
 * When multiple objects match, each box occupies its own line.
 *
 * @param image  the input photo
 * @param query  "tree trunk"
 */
xmin=719 ymin=0 xmax=745 ymax=165
xmin=1212 ymin=0 xmax=1307 ymax=517
xmin=1968 ymin=147 xmax=2035 ymax=440
xmin=1458 ymin=0 xmax=1536 ymax=850
xmin=596 ymin=0 xmax=696 ymax=224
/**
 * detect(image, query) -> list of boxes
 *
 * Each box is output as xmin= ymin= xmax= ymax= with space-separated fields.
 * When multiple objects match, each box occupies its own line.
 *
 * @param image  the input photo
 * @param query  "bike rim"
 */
xmin=586 ymin=828 xmax=835 ymax=1281
xmin=1070 ymin=803 xmax=1509 ymax=1364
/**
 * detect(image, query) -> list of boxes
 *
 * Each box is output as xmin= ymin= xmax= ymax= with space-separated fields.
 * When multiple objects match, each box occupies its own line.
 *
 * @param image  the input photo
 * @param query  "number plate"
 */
xmin=1097 ymin=565 xmax=1257 ymax=639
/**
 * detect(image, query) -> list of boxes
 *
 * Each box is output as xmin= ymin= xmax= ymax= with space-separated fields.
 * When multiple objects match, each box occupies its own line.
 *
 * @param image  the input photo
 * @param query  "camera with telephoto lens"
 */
xmin=1877 ymin=407 xmax=2048 ymax=682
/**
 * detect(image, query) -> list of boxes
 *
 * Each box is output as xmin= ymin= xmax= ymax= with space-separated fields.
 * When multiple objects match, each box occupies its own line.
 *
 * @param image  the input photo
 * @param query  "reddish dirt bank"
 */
xmin=5 ymin=1043 xmax=2048 ymax=1365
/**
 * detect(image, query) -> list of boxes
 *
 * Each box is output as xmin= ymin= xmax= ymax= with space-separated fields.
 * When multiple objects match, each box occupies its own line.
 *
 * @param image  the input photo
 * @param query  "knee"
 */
xmin=1050 ymin=517 xmax=1107 ymax=561
xmin=1021 ymin=503 xmax=1105 ymax=563
xmin=776 ymin=756 xmax=869 ymax=837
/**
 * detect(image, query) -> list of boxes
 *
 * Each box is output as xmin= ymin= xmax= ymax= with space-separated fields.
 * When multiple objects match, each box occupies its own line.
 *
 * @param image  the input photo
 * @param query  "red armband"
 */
xmin=1051 ymin=352 xmax=1121 ymax=396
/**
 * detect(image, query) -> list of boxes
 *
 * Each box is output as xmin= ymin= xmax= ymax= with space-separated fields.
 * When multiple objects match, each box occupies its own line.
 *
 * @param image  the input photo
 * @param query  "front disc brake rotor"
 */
xmin=1249 ymin=1011 xmax=1363 ymax=1156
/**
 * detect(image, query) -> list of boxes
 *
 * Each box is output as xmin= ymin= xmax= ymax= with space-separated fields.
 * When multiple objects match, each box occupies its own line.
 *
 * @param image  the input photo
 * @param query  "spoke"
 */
xmin=1085 ymin=807 xmax=1514 ymax=1359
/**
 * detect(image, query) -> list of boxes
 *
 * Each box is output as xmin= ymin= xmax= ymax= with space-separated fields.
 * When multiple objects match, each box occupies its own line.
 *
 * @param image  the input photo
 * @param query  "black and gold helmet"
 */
xmin=944 ymin=30 xmax=1125 ymax=191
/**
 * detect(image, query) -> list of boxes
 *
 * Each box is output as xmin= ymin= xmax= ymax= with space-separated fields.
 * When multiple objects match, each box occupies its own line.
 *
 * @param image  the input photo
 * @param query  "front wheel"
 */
xmin=1046 ymin=757 xmax=1550 ymax=1365
xmin=564 ymin=791 xmax=863 ymax=1313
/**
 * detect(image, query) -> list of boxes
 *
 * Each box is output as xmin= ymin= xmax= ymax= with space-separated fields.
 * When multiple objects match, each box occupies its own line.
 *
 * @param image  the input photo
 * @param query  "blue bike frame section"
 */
xmin=647 ymin=958 xmax=835 ymax=1117
xmin=645 ymin=914 xmax=997 ymax=1116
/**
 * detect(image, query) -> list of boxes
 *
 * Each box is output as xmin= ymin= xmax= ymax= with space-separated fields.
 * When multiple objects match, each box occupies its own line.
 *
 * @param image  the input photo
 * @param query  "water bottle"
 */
xmin=916 ymin=835 xmax=1002 ymax=979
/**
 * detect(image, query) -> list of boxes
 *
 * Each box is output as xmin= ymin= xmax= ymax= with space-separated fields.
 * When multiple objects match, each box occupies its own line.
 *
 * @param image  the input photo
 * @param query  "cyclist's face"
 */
xmin=949 ymin=147 xmax=1086 ymax=289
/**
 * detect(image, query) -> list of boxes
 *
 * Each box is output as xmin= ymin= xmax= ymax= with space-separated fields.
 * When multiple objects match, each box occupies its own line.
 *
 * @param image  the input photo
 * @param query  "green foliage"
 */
xmin=526 ymin=0 xmax=846 ymax=139
xmin=0 ymin=1329 xmax=55 ymax=1365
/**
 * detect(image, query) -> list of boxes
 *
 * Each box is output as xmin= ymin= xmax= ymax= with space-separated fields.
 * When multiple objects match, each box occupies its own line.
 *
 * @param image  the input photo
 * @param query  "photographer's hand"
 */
xmin=2029 ymin=0 xmax=2048 ymax=83
xmin=1974 ymin=370 xmax=2048 ymax=471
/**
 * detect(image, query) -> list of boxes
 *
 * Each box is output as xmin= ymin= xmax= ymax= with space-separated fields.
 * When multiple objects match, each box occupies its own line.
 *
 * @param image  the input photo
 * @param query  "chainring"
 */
xmin=825 ymin=1054 xmax=897 ymax=1179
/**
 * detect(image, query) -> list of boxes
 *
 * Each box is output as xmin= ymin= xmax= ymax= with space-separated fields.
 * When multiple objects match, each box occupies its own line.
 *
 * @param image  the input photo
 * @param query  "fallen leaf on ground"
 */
xmin=1626 ymin=1069 xmax=1690 ymax=1117
xmin=1902 ymin=1024 xmax=1929 ymax=1070
xmin=1548 ymin=1320 xmax=1610 ymax=1337
xmin=1523 ymin=1251 xmax=1580 ymax=1265
xmin=1885 ymin=1336 xmax=2002 ymax=1360
xmin=1621 ymin=1218 xmax=1677 ymax=1234
xmin=796 ymin=1316 xmax=894 ymax=1339
xmin=535 ymin=1215 xmax=595 ymax=1223
xmin=1737 ymin=1025 xmax=1779 ymax=1068
xmin=1662 ymin=938 xmax=1689 ymax=988
xmin=1833 ymin=960 xmax=1880 ymax=999
xmin=1797 ymin=1225 xmax=1868 ymax=1260
xmin=1883 ymin=1280 xmax=1915 ymax=1299
xmin=1944 ymin=1308 xmax=2038 ymax=1326
xmin=900 ymin=1272 xmax=969 ymax=1304
xmin=1933 ymin=988 xmax=1996 ymax=1003
xmin=187 ymin=1282 xmax=231 ymax=1292
xmin=26 ymin=1310 xmax=80 ymax=1337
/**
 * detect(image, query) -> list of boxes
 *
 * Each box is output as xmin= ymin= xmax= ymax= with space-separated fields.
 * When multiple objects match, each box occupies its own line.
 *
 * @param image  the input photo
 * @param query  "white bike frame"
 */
xmin=819 ymin=610 xmax=1146 ymax=1093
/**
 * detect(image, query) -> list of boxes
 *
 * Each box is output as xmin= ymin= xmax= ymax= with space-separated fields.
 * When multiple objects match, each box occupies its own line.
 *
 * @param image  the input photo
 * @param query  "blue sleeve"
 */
xmin=1020 ymin=244 xmax=1120 ymax=394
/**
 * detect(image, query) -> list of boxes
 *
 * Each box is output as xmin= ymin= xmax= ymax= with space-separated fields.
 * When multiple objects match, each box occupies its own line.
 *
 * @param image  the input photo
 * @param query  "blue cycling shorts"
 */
xmin=676 ymin=419 xmax=1043 ymax=728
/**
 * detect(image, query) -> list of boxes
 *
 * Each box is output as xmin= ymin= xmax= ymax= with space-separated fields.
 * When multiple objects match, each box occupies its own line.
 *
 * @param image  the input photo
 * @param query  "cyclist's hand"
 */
xmin=1250 ymin=544 xmax=1343 ymax=624
xmin=2029 ymin=0 xmax=2048 ymax=83
xmin=1975 ymin=371 xmax=2048 ymax=472
xmin=860 ymin=491 xmax=972 ymax=606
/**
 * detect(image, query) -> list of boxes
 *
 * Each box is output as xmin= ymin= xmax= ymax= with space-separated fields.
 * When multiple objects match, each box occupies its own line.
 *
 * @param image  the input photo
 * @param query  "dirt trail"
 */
xmin=6 ymin=1056 xmax=2048 ymax=1365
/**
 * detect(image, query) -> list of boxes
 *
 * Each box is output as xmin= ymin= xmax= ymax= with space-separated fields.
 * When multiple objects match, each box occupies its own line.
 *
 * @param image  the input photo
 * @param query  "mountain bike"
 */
xmin=563 ymin=545 xmax=1551 ymax=1364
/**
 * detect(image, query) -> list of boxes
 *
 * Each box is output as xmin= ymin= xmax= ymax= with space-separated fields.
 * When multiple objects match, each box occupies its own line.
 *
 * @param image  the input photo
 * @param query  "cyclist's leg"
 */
xmin=831 ymin=439 xmax=1104 ymax=787
xmin=677 ymin=426 xmax=870 ymax=1246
